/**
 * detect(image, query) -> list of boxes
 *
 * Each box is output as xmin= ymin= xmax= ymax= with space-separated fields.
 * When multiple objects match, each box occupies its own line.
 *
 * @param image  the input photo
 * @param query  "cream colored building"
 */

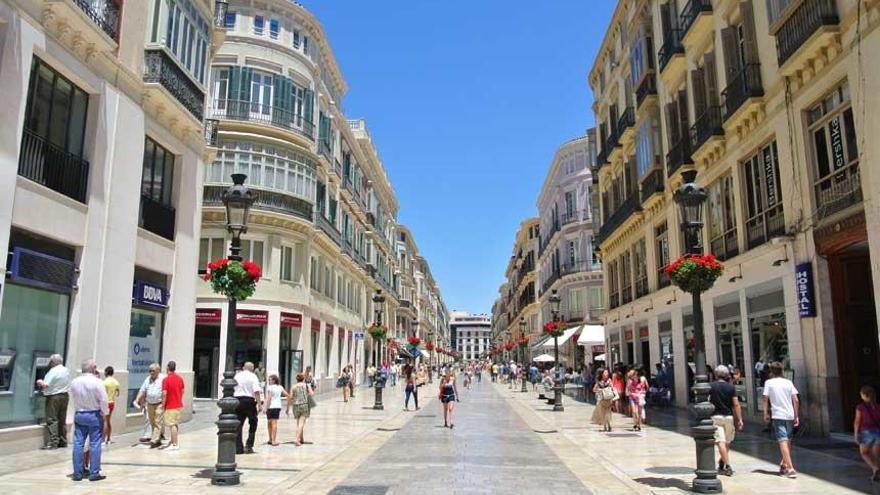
xmin=195 ymin=0 xmax=448 ymax=395
xmin=504 ymin=218 xmax=540 ymax=360
xmin=0 ymin=0 xmax=221 ymax=452
xmin=590 ymin=0 xmax=880 ymax=435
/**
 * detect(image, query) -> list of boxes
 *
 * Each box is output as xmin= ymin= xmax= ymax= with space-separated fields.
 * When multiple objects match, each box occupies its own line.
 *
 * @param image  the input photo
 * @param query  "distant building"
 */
xmin=450 ymin=312 xmax=492 ymax=361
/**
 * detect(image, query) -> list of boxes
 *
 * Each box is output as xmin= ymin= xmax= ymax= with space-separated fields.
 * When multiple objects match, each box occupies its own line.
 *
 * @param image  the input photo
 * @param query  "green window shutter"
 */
xmin=239 ymin=67 xmax=252 ymax=102
xmin=304 ymin=88 xmax=314 ymax=125
xmin=228 ymin=66 xmax=241 ymax=101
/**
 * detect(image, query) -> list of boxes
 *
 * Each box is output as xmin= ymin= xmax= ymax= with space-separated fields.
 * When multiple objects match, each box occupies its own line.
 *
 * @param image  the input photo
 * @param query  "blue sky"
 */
xmin=309 ymin=1 xmax=615 ymax=314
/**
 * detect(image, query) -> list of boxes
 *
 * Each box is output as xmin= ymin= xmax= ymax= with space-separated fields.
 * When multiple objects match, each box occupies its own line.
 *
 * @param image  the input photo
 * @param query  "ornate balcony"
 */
xmin=18 ymin=128 xmax=89 ymax=203
xmin=774 ymin=0 xmax=839 ymax=69
xmin=658 ymin=29 xmax=685 ymax=75
xmin=680 ymin=0 xmax=713 ymax=48
xmin=319 ymin=138 xmax=333 ymax=162
xmin=143 ymin=49 xmax=205 ymax=122
xmin=690 ymin=105 xmax=724 ymax=154
xmin=815 ymin=164 xmax=862 ymax=220
xmin=666 ymin=134 xmax=693 ymax=178
xmin=139 ymin=195 xmax=176 ymax=241
xmin=315 ymin=212 xmax=341 ymax=246
xmin=596 ymin=195 xmax=642 ymax=247
xmin=209 ymin=99 xmax=314 ymax=141
xmin=561 ymin=260 xmax=593 ymax=276
xmin=617 ymin=107 xmax=636 ymax=145
xmin=203 ymin=185 xmax=312 ymax=220
xmin=560 ymin=210 xmax=583 ymax=226
xmin=42 ymin=0 xmax=119 ymax=56
xmin=640 ymin=168 xmax=664 ymax=205
xmin=635 ymin=72 xmax=657 ymax=110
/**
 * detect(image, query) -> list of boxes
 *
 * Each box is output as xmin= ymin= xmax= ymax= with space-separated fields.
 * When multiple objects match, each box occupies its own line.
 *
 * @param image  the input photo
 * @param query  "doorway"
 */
xmin=829 ymin=246 xmax=880 ymax=431
xmin=193 ymin=325 xmax=220 ymax=399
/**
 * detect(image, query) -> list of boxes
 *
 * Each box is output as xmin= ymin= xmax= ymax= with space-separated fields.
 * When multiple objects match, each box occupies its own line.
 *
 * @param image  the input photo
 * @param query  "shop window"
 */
xmin=742 ymin=141 xmax=785 ymax=249
xmin=325 ymin=332 xmax=332 ymax=376
xmin=310 ymin=329 xmax=318 ymax=372
xmin=748 ymin=291 xmax=789 ymax=408
xmin=658 ymin=319 xmax=675 ymax=401
xmin=128 ymin=306 xmax=164 ymax=412
xmin=716 ymin=306 xmax=747 ymax=405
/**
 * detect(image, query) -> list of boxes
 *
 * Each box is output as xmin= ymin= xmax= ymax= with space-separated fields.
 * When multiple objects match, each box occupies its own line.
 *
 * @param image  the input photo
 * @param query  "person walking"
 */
xmin=70 ymin=359 xmax=109 ymax=482
xmin=161 ymin=361 xmax=184 ymax=451
xmin=710 ymin=365 xmax=743 ymax=476
xmin=339 ymin=365 xmax=352 ymax=402
xmin=626 ymin=369 xmax=648 ymax=431
xmin=137 ymin=363 xmax=165 ymax=448
xmin=611 ymin=369 xmax=625 ymax=414
xmin=101 ymin=366 xmax=119 ymax=445
xmin=762 ymin=361 xmax=800 ymax=478
xmin=234 ymin=362 xmax=262 ymax=454
xmin=286 ymin=372 xmax=313 ymax=446
xmin=348 ymin=363 xmax=356 ymax=398
xmin=264 ymin=374 xmax=287 ymax=447
xmin=305 ymin=366 xmax=317 ymax=392
xmin=37 ymin=354 xmax=71 ymax=450
xmin=854 ymin=385 xmax=880 ymax=482
xmin=491 ymin=363 xmax=499 ymax=382
xmin=592 ymin=368 xmax=616 ymax=432
xmin=389 ymin=363 xmax=399 ymax=387
xmin=439 ymin=370 xmax=460 ymax=428
xmin=403 ymin=364 xmax=419 ymax=411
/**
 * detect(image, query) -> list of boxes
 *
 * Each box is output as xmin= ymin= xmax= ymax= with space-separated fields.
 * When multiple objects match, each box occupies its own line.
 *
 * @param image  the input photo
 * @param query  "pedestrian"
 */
xmin=592 ymin=368 xmax=616 ymax=432
xmin=234 ymin=361 xmax=262 ymax=454
xmin=264 ymin=374 xmax=287 ymax=447
xmin=762 ymin=361 xmax=799 ymax=478
xmin=69 ymin=359 xmax=109 ymax=482
xmin=37 ymin=354 xmax=71 ymax=450
xmin=136 ymin=363 xmax=165 ymax=448
xmin=339 ymin=365 xmax=352 ymax=402
xmin=161 ymin=361 xmax=185 ymax=451
xmin=390 ymin=362 xmax=399 ymax=387
xmin=710 ymin=365 xmax=743 ymax=476
xmin=403 ymin=364 xmax=419 ymax=411
xmin=439 ymin=370 xmax=460 ymax=428
xmin=286 ymin=372 xmax=313 ymax=446
xmin=854 ymin=385 xmax=880 ymax=482
xmin=611 ymin=369 xmax=625 ymax=414
xmin=491 ymin=362 xmax=499 ymax=382
xmin=626 ymin=368 xmax=647 ymax=431
xmin=102 ymin=366 xmax=119 ymax=444
xmin=348 ymin=363 xmax=356 ymax=398
xmin=305 ymin=365 xmax=317 ymax=392
xmin=365 ymin=364 xmax=376 ymax=387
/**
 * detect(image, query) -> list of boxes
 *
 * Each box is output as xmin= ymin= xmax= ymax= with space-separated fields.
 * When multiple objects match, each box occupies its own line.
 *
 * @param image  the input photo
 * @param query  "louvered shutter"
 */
xmin=677 ymin=90 xmax=690 ymax=153
xmin=691 ymin=68 xmax=706 ymax=121
xmin=665 ymin=102 xmax=679 ymax=148
xmin=741 ymin=0 xmax=760 ymax=66
xmin=721 ymin=27 xmax=741 ymax=86
xmin=703 ymin=52 xmax=719 ymax=108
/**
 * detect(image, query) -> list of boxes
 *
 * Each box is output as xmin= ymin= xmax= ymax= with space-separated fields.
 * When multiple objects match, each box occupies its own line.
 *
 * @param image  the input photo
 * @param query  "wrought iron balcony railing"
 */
xmin=209 ymin=99 xmax=314 ymax=140
xmin=139 ymin=195 xmax=176 ymax=241
xmin=640 ymin=168 xmax=664 ymax=204
xmin=722 ymin=63 xmax=764 ymax=121
xmin=315 ymin=212 xmax=341 ymax=246
xmin=203 ymin=185 xmax=312 ymax=220
xmin=596 ymin=195 xmax=642 ymax=246
xmin=658 ymin=29 xmax=684 ymax=72
xmin=72 ymin=0 xmax=120 ymax=41
xmin=616 ymin=107 xmax=635 ymax=137
xmin=635 ymin=73 xmax=657 ymax=109
xmin=19 ymin=128 xmax=89 ymax=203
xmin=775 ymin=0 xmax=839 ymax=66
xmin=143 ymin=49 xmax=205 ymax=121
xmin=666 ymin=134 xmax=693 ymax=177
xmin=690 ymin=105 xmax=724 ymax=151
xmin=680 ymin=0 xmax=713 ymax=39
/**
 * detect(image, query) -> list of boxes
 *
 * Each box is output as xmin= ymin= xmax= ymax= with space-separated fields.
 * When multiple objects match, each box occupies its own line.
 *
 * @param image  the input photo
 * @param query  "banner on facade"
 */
xmin=237 ymin=310 xmax=268 ymax=325
xmin=132 ymin=280 xmax=169 ymax=309
xmin=195 ymin=308 xmax=222 ymax=323
xmin=311 ymin=319 xmax=321 ymax=332
xmin=795 ymin=262 xmax=817 ymax=318
xmin=280 ymin=312 xmax=302 ymax=328
xmin=624 ymin=329 xmax=634 ymax=340
xmin=639 ymin=327 xmax=649 ymax=338
xmin=591 ymin=345 xmax=605 ymax=354
xmin=326 ymin=323 xmax=334 ymax=335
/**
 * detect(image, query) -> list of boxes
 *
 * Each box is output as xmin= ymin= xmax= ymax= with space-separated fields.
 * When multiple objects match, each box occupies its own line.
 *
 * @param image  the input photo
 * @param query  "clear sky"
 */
xmin=308 ymin=1 xmax=615 ymax=314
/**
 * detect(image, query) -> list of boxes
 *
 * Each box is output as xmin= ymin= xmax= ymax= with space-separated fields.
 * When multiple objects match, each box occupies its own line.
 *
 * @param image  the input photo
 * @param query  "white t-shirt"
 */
xmin=266 ymin=384 xmax=284 ymax=409
xmin=233 ymin=370 xmax=261 ymax=399
xmin=763 ymin=377 xmax=799 ymax=420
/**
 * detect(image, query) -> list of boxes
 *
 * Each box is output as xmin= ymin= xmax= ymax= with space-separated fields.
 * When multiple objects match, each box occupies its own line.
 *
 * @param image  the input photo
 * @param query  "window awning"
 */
xmin=577 ymin=325 xmax=605 ymax=346
xmin=536 ymin=325 xmax=582 ymax=349
xmin=531 ymin=334 xmax=553 ymax=351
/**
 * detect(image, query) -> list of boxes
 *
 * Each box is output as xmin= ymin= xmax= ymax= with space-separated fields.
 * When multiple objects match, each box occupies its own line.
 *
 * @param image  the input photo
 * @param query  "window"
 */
xmin=209 ymin=141 xmax=317 ymax=203
xmin=742 ymin=141 xmax=784 ymax=249
xmin=608 ymin=259 xmax=620 ymax=309
xmin=253 ymin=15 xmax=264 ymax=35
xmin=708 ymin=175 xmax=738 ymax=260
xmin=564 ymin=190 xmax=576 ymax=219
xmin=807 ymin=82 xmax=860 ymax=218
xmin=766 ymin=0 xmax=793 ymax=26
xmin=634 ymin=239 xmax=648 ymax=297
xmin=224 ymin=11 xmax=236 ymax=30
xmin=292 ymin=29 xmax=300 ymax=48
xmin=269 ymin=19 xmax=279 ymax=40
xmin=280 ymin=245 xmax=294 ymax=281
xmin=635 ymin=112 xmax=662 ymax=178
xmin=655 ymin=222 xmax=670 ymax=288
xmin=250 ymin=71 xmax=272 ymax=114
xmin=239 ymin=239 xmax=264 ymax=269
xmin=198 ymin=237 xmax=226 ymax=273
xmin=23 ymin=57 xmax=89 ymax=158
xmin=309 ymin=257 xmax=319 ymax=290
xmin=141 ymin=137 xmax=175 ymax=206
xmin=153 ymin=0 xmax=210 ymax=84
xmin=569 ymin=288 xmax=584 ymax=320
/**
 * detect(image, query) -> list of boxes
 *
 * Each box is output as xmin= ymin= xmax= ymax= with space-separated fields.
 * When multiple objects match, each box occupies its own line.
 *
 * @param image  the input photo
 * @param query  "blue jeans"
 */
xmin=73 ymin=411 xmax=103 ymax=480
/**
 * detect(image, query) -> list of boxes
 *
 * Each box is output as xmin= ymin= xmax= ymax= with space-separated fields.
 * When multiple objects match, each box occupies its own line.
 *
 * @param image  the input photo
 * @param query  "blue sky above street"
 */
xmin=309 ymin=1 xmax=615 ymax=314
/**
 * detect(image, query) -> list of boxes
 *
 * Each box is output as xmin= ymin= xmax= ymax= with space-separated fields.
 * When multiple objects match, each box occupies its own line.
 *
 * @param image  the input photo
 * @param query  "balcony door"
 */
xmin=250 ymin=72 xmax=273 ymax=119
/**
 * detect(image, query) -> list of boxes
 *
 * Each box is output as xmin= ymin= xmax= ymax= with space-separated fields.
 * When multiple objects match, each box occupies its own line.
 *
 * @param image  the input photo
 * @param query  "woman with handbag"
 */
xmin=439 ymin=370 xmax=460 ymax=428
xmin=403 ymin=364 xmax=419 ymax=411
xmin=592 ymin=368 xmax=616 ymax=432
xmin=626 ymin=369 xmax=648 ymax=431
xmin=286 ymin=373 xmax=314 ymax=446
xmin=339 ymin=366 xmax=352 ymax=402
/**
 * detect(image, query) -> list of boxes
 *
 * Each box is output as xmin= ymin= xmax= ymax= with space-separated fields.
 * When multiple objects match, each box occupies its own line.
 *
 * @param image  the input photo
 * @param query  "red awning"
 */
xmin=281 ymin=312 xmax=302 ymax=328
xmin=196 ymin=308 xmax=222 ymax=324
xmin=311 ymin=319 xmax=321 ymax=332
xmin=237 ymin=310 xmax=267 ymax=325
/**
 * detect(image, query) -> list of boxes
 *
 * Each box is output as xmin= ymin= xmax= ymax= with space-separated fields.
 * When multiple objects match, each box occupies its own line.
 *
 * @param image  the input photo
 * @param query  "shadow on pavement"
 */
xmin=632 ymin=476 xmax=692 ymax=491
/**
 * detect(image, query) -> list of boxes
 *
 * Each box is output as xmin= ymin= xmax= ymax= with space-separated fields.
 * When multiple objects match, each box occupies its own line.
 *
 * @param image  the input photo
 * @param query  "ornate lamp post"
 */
xmin=673 ymin=170 xmax=721 ymax=494
xmin=519 ymin=318 xmax=528 ymax=393
xmin=549 ymin=289 xmax=564 ymax=412
xmin=372 ymin=289 xmax=386 ymax=410
xmin=212 ymin=174 xmax=254 ymax=486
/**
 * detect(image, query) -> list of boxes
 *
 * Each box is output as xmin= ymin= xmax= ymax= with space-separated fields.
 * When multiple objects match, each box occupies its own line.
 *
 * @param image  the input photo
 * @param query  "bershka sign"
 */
xmin=795 ymin=262 xmax=816 ymax=318
xmin=133 ymin=280 xmax=169 ymax=309
xmin=280 ymin=312 xmax=302 ymax=328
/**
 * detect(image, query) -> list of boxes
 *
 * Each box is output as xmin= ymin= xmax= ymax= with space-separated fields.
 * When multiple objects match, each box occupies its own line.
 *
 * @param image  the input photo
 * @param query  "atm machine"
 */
xmin=0 ymin=350 xmax=15 ymax=393
xmin=31 ymin=351 xmax=53 ymax=421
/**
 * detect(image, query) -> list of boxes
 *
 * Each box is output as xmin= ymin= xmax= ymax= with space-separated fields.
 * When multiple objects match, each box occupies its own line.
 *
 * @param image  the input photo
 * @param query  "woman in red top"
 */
xmin=626 ymin=369 xmax=648 ymax=431
xmin=611 ymin=370 xmax=625 ymax=414
xmin=855 ymin=385 xmax=880 ymax=482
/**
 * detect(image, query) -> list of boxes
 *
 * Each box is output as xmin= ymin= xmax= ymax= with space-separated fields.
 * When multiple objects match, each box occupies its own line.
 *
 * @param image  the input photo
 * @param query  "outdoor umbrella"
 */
xmin=533 ymin=354 xmax=555 ymax=363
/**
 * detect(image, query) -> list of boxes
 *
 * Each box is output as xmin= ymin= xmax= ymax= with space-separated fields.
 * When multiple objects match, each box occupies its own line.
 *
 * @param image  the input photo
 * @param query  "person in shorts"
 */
xmin=102 ymin=366 xmax=120 ymax=444
xmin=709 ymin=365 xmax=743 ymax=476
xmin=286 ymin=373 xmax=313 ymax=446
xmin=161 ymin=361 xmax=185 ymax=451
xmin=263 ymin=374 xmax=287 ymax=446
xmin=854 ymin=385 xmax=880 ymax=482
xmin=762 ymin=361 xmax=799 ymax=478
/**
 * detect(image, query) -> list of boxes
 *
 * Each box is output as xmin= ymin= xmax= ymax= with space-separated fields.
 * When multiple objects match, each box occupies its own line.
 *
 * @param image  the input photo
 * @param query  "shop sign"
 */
xmin=592 ymin=345 xmax=605 ymax=354
xmin=195 ymin=308 xmax=222 ymax=323
xmin=763 ymin=145 xmax=778 ymax=207
xmin=326 ymin=323 xmax=334 ymax=335
xmin=624 ymin=329 xmax=634 ymax=340
xmin=353 ymin=330 xmax=365 ymax=340
xmin=639 ymin=327 xmax=649 ymax=338
xmin=280 ymin=312 xmax=302 ymax=328
xmin=237 ymin=310 xmax=268 ymax=325
xmin=133 ymin=280 xmax=168 ymax=309
xmin=311 ymin=319 xmax=321 ymax=332
xmin=795 ymin=262 xmax=817 ymax=318
xmin=829 ymin=116 xmax=846 ymax=182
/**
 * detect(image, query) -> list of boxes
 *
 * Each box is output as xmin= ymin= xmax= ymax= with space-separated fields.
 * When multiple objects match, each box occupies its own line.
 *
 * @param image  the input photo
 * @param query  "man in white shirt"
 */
xmin=234 ymin=362 xmax=262 ymax=454
xmin=37 ymin=354 xmax=71 ymax=449
xmin=762 ymin=361 xmax=800 ymax=478
xmin=136 ymin=363 xmax=166 ymax=448
xmin=70 ymin=359 xmax=109 ymax=482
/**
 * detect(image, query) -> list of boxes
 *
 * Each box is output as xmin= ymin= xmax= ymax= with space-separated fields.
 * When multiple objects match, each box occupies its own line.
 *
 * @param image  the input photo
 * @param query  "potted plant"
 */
xmin=203 ymin=258 xmax=261 ymax=301
xmin=368 ymin=323 xmax=387 ymax=341
xmin=664 ymin=254 xmax=725 ymax=293
xmin=543 ymin=320 xmax=567 ymax=338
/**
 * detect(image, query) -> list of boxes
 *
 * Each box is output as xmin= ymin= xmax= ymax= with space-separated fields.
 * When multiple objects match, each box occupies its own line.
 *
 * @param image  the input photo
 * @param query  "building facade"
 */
xmin=590 ymin=0 xmax=880 ymax=435
xmin=534 ymin=135 xmax=605 ymax=367
xmin=450 ymin=312 xmax=492 ymax=362
xmin=195 ymin=0 xmax=448 ymax=396
xmin=0 ymin=0 xmax=221 ymax=452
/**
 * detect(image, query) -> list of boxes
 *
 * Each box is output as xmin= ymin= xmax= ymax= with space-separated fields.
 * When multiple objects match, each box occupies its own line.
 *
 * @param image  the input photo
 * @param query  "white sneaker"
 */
xmin=166 ymin=444 xmax=179 ymax=451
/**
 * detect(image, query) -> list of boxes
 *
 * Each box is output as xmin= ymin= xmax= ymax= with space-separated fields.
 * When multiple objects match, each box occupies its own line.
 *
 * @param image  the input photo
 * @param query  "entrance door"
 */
xmin=641 ymin=340 xmax=650 ymax=367
xmin=193 ymin=325 xmax=220 ymax=399
xmin=830 ymin=249 xmax=880 ymax=431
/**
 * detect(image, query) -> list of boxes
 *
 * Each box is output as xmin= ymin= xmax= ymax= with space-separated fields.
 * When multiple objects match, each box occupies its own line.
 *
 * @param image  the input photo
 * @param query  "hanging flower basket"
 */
xmin=203 ymin=258 xmax=261 ymax=301
xmin=425 ymin=341 xmax=435 ymax=351
xmin=543 ymin=320 xmax=567 ymax=338
xmin=504 ymin=341 xmax=514 ymax=351
xmin=367 ymin=323 xmax=387 ymax=341
xmin=406 ymin=335 xmax=421 ymax=348
xmin=518 ymin=336 xmax=529 ymax=347
xmin=664 ymin=254 xmax=725 ymax=293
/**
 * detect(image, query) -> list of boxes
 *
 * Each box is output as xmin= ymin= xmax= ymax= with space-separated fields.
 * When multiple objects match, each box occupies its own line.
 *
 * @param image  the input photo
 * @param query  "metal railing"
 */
xmin=658 ymin=29 xmax=684 ymax=72
xmin=666 ymin=134 xmax=693 ymax=177
xmin=209 ymin=99 xmax=314 ymax=140
xmin=775 ymin=0 xmax=839 ymax=66
xmin=636 ymin=73 xmax=657 ymax=109
xmin=621 ymin=284 xmax=633 ymax=305
xmin=319 ymin=138 xmax=333 ymax=161
xmin=139 ymin=195 xmax=176 ymax=240
xmin=596 ymin=195 xmax=642 ymax=246
xmin=680 ymin=0 xmax=713 ymax=39
xmin=18 ymin=129 xmax=89 ymax=203
xmin=815 ymin=165 xmax=862 ymax=220
xmin=560 ymin=260 xmax=594 ymax=276
xmin=710 ymin=228 xmax=739 ymax=261
xmin=722 ymin=63 xmax=764 ymax=121
xmin=640 ymin=168 xmax=664 ymax=204
xmin=560 ymin=210 xmax=583 ymax=226
xmin=73 ymin=0 xmax=119 ymax=41
xmin=315 ymin=212 xmax=341 ymax=245
xmin=143 ymin=49 xmax=205 ymax=121
xmin=657 ymin=267 xmax=671 ymax=289
xmin=541 ymin=270 xmax=561 ymax=295
xmin=635 ymin=275 xmax=649 ymax=298
xmin=203 ymin=185 xmax=312 ymax=220
xmin=690 ymin=105 xmax=724 ymax=151
xmin=617 ymin=107 xmax=635 ymax=137
xmin=605 ymin=127 xmax=621 ymax=152
xmin=746 ymin=206 xmax=786 ymax=249
xmin=609 ymin=292 xmax=620 ymax=310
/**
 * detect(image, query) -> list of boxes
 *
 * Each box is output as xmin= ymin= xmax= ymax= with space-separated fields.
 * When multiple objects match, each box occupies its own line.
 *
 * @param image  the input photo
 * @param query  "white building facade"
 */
xmin=450 ymin=312 xmax=491 ymax=362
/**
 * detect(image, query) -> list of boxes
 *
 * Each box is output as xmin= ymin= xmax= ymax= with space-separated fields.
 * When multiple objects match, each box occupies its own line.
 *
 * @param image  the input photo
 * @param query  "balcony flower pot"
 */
xmin=203 ymin=258 xmax=261 ymax=301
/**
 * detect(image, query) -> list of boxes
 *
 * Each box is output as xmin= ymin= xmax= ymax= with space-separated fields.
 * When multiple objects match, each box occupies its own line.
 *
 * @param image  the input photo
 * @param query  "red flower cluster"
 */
xmin=425 ymin=341 xmax=435 ymax=351
xmin=407 ymin=335 xmax=421 ymax=346
xmin=663 ymin=253 xmax=725 ymax=293
xmin=663 ymin=254 xmax=722 ymax=278
xmin=518 ymin=336 xmax=529 ymax=346
xmin=504 ymin=341 xmax=514 ymax=351
xmin=543 ymin=320 xmax=567 ymax=336
xmin=242 ymin=260 xmax=262 ymax=282
xmin=203 ymin=258 xmax=229 ymax=281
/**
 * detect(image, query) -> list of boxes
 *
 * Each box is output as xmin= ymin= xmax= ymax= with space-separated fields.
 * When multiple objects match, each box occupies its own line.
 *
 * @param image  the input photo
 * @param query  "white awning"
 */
xmin=577 ymin=325 xmax=605 ymax=346
xmin=533 ymin=353 xmax=555 ymax=363
xmin=421 ymin=349 xmax=432 ymax=359
xmin=537 ymin=325 xmax=581 ymax=349
xmin=531 ymin=334 xmax=552 ymax=351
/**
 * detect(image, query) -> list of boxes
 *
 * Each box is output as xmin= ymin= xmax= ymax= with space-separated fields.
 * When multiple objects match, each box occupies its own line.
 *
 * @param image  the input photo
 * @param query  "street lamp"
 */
xmin=519 ymin=317 xmax=528 ymax=393
xmin=673 ymin=170 xmax=720 ymax=494
xmin=549 ymin=289 xmax=564 ymax=412
xmin=372 ymin=289 xmax=386 ymax=410
xmin=213 ymin=173 xmax=254 ymax=486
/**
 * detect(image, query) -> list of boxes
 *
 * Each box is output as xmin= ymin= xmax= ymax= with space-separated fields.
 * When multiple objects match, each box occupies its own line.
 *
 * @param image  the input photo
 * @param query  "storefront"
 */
xmin=714 ymin=299 xmax=747 ymax=406
xmin=0 ymin=232 xmax=75 ymax=427
xmin=657 ymin=318 xmax=675 ymax=401
xmin=279 ymin=312 xmax=303 ymax=389
xmin=624 ymin=328 xmax=634 ymax=366
xmin=608 ymin=331 xmax=621 ymax=365
xmin=310 ymin=319 xmax=321 ymax=372
xmin=747 ymin=289 xmax=788 ymax=408
xmin=191 ymin=307 xmax=268 ymax=398
xmin=127 ymin=276 xmax=169 ymax=411
xmin=638 ymin=325 xmax=649 ymax=368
